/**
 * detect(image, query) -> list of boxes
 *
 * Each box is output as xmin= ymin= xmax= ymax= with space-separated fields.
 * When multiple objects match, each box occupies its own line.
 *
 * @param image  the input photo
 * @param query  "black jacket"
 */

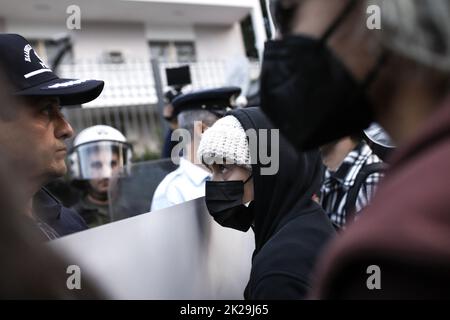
xmin=33 ymin=188 xmax=88 ymax=240
xmin=229 ymin=107 xmax=336 ymax=300
xmin=72 ymin=195 xmax=110 ymax=228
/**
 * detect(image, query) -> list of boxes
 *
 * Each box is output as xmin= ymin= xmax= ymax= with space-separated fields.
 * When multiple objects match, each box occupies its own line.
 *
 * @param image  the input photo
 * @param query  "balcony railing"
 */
xmin=59 ymin=58 xmax=260 ymax=158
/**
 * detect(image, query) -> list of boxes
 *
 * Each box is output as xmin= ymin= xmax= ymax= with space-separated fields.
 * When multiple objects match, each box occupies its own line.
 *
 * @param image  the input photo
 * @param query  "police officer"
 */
xmin=161 ymin=88 xmax=182 ymax=158
xmin=69 ymin=125 xmax=132 ymax=228
xmin=0 ymin=34 xmax=104 ymax=240
xmin=150 ymin=86 xmax=242 ymax=211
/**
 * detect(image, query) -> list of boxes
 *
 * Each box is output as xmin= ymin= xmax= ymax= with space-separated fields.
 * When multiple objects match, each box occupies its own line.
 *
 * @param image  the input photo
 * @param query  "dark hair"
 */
xmin=86 ymin=143 xmax=121 ymax=157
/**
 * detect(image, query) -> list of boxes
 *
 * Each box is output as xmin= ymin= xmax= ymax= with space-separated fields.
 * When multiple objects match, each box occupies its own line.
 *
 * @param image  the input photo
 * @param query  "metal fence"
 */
xmin=63 ymin=104 xmax=162 ymax=159
xmin=59 ymin=58 xmax=260 ymax=158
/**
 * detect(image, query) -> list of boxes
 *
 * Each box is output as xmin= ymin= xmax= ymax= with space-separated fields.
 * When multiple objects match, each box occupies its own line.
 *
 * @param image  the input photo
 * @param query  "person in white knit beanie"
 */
xmin=197 ymin=114 xmax=254 ymax=211
xmin=198 ymin=107 xmax=335 ymax=300
xmin=198 ymin=115 xmax=252 ymax=170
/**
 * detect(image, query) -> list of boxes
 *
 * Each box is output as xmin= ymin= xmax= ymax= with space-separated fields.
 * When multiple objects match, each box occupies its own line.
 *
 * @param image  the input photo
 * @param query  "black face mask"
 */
xmin=205 ymin=175 xmax=253 ymax=232
xmin=260 ymin=0 xmax=387 ymax=151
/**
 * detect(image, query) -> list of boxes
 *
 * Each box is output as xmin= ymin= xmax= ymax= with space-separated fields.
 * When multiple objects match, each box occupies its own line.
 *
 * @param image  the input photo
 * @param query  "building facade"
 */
xmin=0 ymin=0 xmax=265 ymax=156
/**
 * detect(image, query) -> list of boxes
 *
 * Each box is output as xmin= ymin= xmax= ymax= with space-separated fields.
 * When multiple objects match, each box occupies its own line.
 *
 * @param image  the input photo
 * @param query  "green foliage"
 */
xmin=133 ymin=149 xmax=161 ymax=163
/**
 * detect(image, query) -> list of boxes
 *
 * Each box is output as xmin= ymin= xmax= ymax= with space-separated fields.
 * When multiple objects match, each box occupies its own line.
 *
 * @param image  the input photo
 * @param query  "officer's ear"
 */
xmin=201 ymin=122 xmax=209 ymax=134
xmin=193 ymin=121 xmax=209 ymax=137
xmin=193 ymin=121 xmax=204 ymax=138
xmin=0 ymin=89 xmax=22 ymax=121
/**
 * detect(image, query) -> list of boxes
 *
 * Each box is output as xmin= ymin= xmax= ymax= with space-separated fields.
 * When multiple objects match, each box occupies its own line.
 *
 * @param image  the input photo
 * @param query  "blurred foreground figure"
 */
xmin=0 ymin=62 xmax=103 ymax=299
xmin=267 ymin=0 xmax=450 ymax=298
xmin=69 ymin=125 xmax=132 ymax=228
xmin=0 ymin=34 xmax=104 ymax=240
xmin=0 ymin=160 xmax=104 ymax=299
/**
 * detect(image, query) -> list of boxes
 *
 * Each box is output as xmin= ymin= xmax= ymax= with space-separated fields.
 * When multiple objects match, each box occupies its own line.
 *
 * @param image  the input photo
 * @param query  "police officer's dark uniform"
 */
xmin=171 ymin=86 xmax=242 ymax=119
xmin=71 ymin=193 xmax=111 ymax=228
xmin=32 ymin=189 xmax=89 ymax=240
xmin=0 ymin=34 xmax=105 ymax=239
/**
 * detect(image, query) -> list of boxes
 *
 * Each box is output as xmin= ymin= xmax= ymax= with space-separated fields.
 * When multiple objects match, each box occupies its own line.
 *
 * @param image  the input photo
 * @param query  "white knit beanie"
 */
xmin=197 ymin=115 xmax=251 ymax=170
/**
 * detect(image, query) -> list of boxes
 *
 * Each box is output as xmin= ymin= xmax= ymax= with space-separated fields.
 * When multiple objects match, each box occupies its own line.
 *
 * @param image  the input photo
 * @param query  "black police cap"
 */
xmin=172 ymin=86 xmax=241 ymax=118
xmin=0 ymin=34 xmax=104 ymax=106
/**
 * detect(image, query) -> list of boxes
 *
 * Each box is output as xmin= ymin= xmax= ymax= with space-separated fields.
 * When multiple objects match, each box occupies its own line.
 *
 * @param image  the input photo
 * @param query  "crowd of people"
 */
xmin=1 ymin=0 xmax=450 ymax=299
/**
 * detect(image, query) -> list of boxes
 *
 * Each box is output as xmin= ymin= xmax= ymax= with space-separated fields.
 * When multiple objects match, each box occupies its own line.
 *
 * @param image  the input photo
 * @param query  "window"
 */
xmin=175 ymin=42 xmax=196 ymax=63
xmin=149 ymin=41 xmax=196 ymax=63
xmin=149 ymin=41 xmax=171 ymax=62
xmin=240 ymin=15 xmax=258 ymax=59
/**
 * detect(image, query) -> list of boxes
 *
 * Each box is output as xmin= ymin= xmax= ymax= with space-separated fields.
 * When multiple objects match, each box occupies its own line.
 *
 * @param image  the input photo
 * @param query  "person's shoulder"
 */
xmin=151 ymin=168 xmax=187 ymax=210
xmin=273 ymin=203 xmax=336 ymax=248
xmin=247 ymin=272 xmax=310 ymax=300
xmin=157 ymin=166 xmax=185 ymax=189
xmin=59 ymin=206 xmax=89 ymax=233
xmin=71 ymin=196 xmax=90 ymax=212
xmin=246 ymin=212 xmax=325 ymax=298
xmin=153 ymin=167 xmax=186 ymax=197
xmin=35 ymin=188 xmax=88 ymax=235
xmin=250 ymin=204 xmax=335 ymax=290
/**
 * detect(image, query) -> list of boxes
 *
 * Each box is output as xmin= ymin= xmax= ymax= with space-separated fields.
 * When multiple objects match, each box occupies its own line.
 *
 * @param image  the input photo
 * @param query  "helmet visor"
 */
xmin=364 ymin=123 xmax=395 ymax=149
xmin=70 ymin=141 xmax=132 ymax=180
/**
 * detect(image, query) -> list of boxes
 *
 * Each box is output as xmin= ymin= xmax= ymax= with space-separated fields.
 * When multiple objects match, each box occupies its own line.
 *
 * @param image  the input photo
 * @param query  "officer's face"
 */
xmin=0 ymin=96 xmax=74 ymax=188
xmin=88 ymin=151 xmax=120 ymax=194
xmin=209 ymin=164 xmax=254 ymax=204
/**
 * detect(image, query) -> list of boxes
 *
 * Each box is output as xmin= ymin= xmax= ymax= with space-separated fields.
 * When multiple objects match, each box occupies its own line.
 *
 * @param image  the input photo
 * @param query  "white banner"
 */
xmin=49 ymin=197 xmax=255 ymax=299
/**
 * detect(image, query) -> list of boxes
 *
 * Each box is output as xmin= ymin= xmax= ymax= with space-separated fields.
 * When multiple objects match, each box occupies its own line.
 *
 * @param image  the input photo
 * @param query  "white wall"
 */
xmin=3 ymin=0 xmax=264 ymax=62
xmin=0 ymin=17 xmax=5 ymax=32
xmin=145 ymin=24 xmax=195 ymax=41
xmin=194 ymin=23 xmax=246 ymax=61
xmin=146 ymin=22 xmax=247 ymax=61
xmin=5 ymin=20 xmax=150 ymax=61
xmin=72 ymin=22 xmax=150 ymax=60
xmin=126 ymin=0 xmax=254 ymax=8
xmin=4 ymin=19 xmax=247 ymax=62
xmin=5 ymin=19 xmax=67 ymax=40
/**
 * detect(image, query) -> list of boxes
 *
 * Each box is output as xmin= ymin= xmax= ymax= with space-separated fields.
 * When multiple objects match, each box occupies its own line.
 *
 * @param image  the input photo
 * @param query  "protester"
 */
xmin=266 ymin=0 xmax=450 ymax=298
xmin=161 ymin=89 xmax=181 ymax=158
xmin=198 ymin=107 xmax=335 ymax=299
xmin=320 ymin=136 xmax=383 ymax=228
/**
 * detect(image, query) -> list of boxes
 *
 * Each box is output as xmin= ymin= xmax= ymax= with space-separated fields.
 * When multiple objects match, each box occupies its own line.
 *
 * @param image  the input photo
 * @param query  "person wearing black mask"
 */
xmin=198 ymin=107 xmax=335 ymax=299
xmin=260 ymin=0 xmax=387 ymax=152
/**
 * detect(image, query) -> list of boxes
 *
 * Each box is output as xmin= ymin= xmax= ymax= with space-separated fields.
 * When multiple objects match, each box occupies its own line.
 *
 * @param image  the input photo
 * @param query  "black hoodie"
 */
xmin=229 ymin=107 xmax=335 ymax=299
